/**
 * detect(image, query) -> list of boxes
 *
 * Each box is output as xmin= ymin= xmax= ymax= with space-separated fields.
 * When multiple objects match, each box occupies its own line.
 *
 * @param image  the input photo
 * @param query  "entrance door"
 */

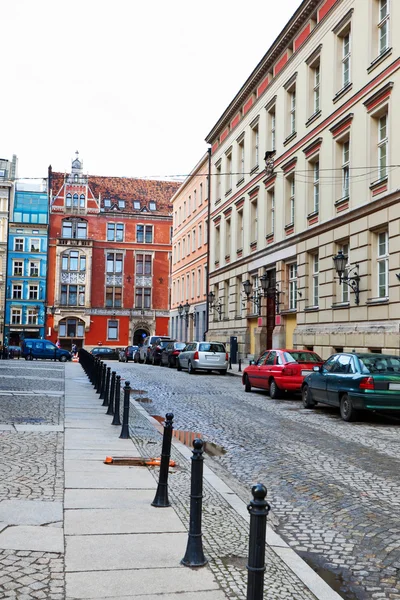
xmin=266 ymin=294 xmax=275 ymax=349
xmin=133 ymin=328 xmax=149 ymax=346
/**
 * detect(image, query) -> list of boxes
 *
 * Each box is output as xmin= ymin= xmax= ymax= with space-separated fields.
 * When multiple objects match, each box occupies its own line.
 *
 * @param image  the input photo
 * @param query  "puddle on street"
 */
xmin=300 ymin=553 xmax=359 ymax=600
xmin=152 ymin=416 xmax=226 ymax=456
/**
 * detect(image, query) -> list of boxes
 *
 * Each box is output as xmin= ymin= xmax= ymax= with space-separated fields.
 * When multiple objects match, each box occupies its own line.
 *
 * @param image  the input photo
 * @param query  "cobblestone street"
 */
xmin=0 ymin=362 xmax=64 ymax=599
xmin=115 ymin=361 xmax=400 ymax=600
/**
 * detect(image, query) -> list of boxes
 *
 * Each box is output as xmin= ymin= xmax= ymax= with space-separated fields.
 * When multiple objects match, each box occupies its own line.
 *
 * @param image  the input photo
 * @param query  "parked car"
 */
xmin=90 ymin=347 xmax=119 ymax=360
xmin=177 ymin=341 xmax=228 ymax=375
xmin=118 ymin=345 xmax=138 ymax=362
xmin=149 ymin=339 xmax=176 ymax=366
xmin=242 ymin=349 xmax=323 ymax=398
xmin=160 ymin=341 xmax=186 ymax=368
xmin=8 ymin=345 xmax=21 ymax=358
xmin=139 ymin=336 xmax=170 ymax=364
xmin=21 ymin=339 xmax=71 ymax=362
xmin=302 ymin=352 xmax=400 ymax=421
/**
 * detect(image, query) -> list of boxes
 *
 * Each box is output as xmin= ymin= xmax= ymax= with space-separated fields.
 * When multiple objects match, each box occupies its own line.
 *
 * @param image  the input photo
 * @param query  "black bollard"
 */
xmin=112 ymin=375 xmax=122 ymax=426
xmin=106 ymin=371 xmax=116 ymax=415
xmin=99 ymin=363 xmax=106 ymax=399
xmin=102 ymin=367 xmax=111 ymax=407
xmin=96 ymin=360 xmax=103 ymax=394
xmin=119 ymin=381 xmax=131 ymax=439
xmin=93 ymin=358 xmax=100 ymax=388
xmin=181 ymin=438 xmax=207 ymax=567
xmin=229 ymin=356 xmax=232 ymax=370
xmin=238 ymin=358 xmax=242 ymax=372
xmin=152 ymin=413 xmax=174 ymax=507
xmin=246 ymin=483 xmax=270 ymax=600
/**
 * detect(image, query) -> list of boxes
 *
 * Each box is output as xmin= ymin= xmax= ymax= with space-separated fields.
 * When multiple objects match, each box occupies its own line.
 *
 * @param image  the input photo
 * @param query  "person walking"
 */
xmin=72 ymin=343 xmax=77 ymax=357
xmin=56 ymin=339 xmax=61 ymax=349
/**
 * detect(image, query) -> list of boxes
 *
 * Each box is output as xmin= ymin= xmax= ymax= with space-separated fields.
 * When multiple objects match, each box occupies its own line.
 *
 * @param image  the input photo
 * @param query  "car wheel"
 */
xmin=269 ymin=379 xmax=281 ymax=399
xmin=219 ymin=369 xmax=227 ymax=375
xmin=340 ymin=394 xmax=357 ymax=422
xmin=59 ymin=355 xmax=68 ymax=363
xmin=28 ymin=354 xmax=33 ymax=361
xmin=177 ymin=360 xmax=182 ymax=372
xmin=244 ymin=375 xmax=251 ymax=393
xmin=188 ymin=361 xmax=196 ymax=374
xmin=302 ymin=385 xmax=316 ymax=409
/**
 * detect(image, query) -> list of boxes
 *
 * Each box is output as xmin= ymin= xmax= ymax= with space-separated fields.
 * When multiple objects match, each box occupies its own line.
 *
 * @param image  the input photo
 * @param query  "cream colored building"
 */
xmin=170 ymin=154 xmax=209 ymax=342
xmin=205 ymin=0 xmax=399 ymax=359
xmin=0 ymin=156 xmax=17 ymax=344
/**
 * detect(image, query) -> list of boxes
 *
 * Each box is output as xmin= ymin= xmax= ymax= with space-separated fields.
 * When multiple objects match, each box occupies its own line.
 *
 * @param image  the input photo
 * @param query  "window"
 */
xmin=378 ymin=0 xmax=389 ymax=55
xmin=289 ymin=90 xmax=296 ymax=135
xmin=108 ymin=320 xmax=119 ymax=340
xmin=73 ymin=194 xmax=78 ymax=207
xmin=225 ymin=218 xmax=231 ymax=257
xmin=286 ymin=176 xmax=295 ymax=226
xmin=62 ymin=218 xmax=87 ymax=239
xmin=342 ymin=32 xmax=351 ymax=88
xmin=313 ymin=64 xmax=320 ymax=113
xmin=192 ymin=229 xmax=196 ymax=251
xmin=251 ymin=275 xmax=259 ymax=314
xmin=80 ymin=194 xmax=85 ymax=208
xmin=182 ymin=237 xmax=186 ymax=257
xmin=104 ymin=198 xmax=111 ymax=208
xmin=30 ymin=238 xmax=40 ymax=252
xmin=136 ymin=254 xmax=152 ymax=275
xmin=106 ymin=287 xmax=122 ymax=307
xmin=191 ymin=271 xmax=195 ymax=299
xmin=214 ymin=225 xmax=220 ymax=262
xmin=237 ymin=137 xmax=245 ymax=183
xmin=339 ymin=243 xmax=349 ymax=302
xmin=149 ymin=201 xmax=156 ymax=210
xmin=135 ymin=287 xmax=151 ymax=308
xmin=236 ymin=277 xmax=243 ymax=316
xmin=378 ymin=114 xmax=388 ymax=180
xmin=198 ymin=223 xmax=202 ymax=247
xmin=107 ymin=223 xmax=124 ymax=242
xmin=199 ymin=183 xmax=203 ymax=205
xmin=193 ymin=190 xmax=197 ymax=208
xmin=267 ymin=188 xmax=275 ymax=235
xmin=237 ymin=209 xmax=244 ymax=249
xmin=183 ymin=201 xmax=187 ymax=219
xmin=377 ymin=231 xmax=388 ymax=297
xmin=288 ymin=263 xmax=298 ymax=310
xmin=118 ymin=200 xmax=125 ymax=209
xmin=136 ymin=224 xmax=152 ymax=243
xmin=226 ymin=151 xmax=232 ymax=193
xmin=29 ymin=285 xmax=39 ymax=300
xmin=216 ymin=162 xmax=222 ymax=202
xmin=14 ymin=238 xmax=24 ymax=251
xmin=29 ymin=261 xmax=39 ymax=276
xmin=312 ymin=254 xmax=319 ymax=306
xmin=250 ymin=200 xmax=258 ymax=244
xmin=133 ymin=200 xmax=140 ymax=209
xmin=251 ymin=123 xmax=259 ymax=169
xmin=13 ymin=261 xmax=23 ymax=276
xmin=12 ymin=284 xmax=22 ymax=299
xmin=177 ymin=241 xmax=181 ymax=261
xmin=107 ymin=253 xmax=123 ymax=273
xmin=27 ymin=308 xmax=38 ymax=325
xmin=187 ymin=234 xmax=191 ymax=256
xmin=197 ymin=268 xmax=201 ymax=297
xmin=60 ymin=284 xmax=85 ymax=306
xmin=11 ymin=308 xmax=21 ymax=324
xmin=61 ymin=251 xmax=86 ymax=272
xmin=342 ymin=141 xmax=350 ymax=198
xmin=66 ymin=193 xmax=72 ymax=207
xmin=313 ymin=161 xmax=320 ymax=212
xmin=58 ymin=318 xmax=85 ymax=338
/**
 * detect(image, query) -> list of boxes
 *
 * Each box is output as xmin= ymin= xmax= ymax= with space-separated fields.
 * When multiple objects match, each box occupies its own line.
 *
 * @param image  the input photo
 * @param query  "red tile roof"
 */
xmin=51 ymin=172 xmax=180 ymax=215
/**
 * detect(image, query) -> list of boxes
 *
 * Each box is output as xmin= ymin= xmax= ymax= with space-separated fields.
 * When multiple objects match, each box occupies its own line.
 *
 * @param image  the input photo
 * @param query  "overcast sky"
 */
xmin=3 ymin=0 xmax=301 ymax=180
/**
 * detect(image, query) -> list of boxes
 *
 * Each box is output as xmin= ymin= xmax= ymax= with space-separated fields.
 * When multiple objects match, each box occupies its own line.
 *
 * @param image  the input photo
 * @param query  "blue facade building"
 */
xmin=4 ymin=181 xmax=48 ymax=346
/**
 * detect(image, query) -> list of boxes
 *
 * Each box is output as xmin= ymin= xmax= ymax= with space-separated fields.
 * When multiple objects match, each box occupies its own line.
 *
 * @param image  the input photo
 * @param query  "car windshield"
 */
xmin=284 ymin=351 xmax=322 ymax=364
xmin=159 ymin=341 xmax=170 ymax=348
xmin=358 ymin=354 xmax=400 ymax=374
xmin=175 ymin=343 xmax=186 ymax=349
xmin=199 ymin=343 xmax=225 ymax=353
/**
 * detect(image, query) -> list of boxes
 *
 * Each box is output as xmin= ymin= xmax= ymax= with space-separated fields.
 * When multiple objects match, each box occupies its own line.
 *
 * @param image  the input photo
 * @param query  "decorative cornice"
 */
xmin=305 ymin=44 xmax=323 ymax=66
xmin=363 ymin=82 xmax=394 ymax=113
xmin=281 ymin=157 xmax=298 ymax=175
xmin=302 ymin=137 xmax=323 ymax=158
xmin=329 ymin=113 xmax=354 ymax=138
xmin=283 ymin=72 xmax=298 ymax=91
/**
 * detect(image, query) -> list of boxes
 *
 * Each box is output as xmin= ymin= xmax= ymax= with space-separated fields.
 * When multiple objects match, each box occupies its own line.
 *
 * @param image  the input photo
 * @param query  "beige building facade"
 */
xmin=205 ymin=0 xmax=400 ymax=360
xmin=0 ymin=156 xmax=17 ymax=345
xmin=170 ymin=154 xmax=209 ymax=342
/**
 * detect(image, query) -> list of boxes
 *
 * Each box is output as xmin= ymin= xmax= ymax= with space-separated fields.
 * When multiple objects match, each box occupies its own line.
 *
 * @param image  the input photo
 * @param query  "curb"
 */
xmin=131 ymin=398 xmax=342 ymax=600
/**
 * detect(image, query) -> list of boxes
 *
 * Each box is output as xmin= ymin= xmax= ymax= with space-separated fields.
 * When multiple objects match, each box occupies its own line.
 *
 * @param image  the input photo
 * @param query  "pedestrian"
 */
xmin=72 ymin=343 xmax=77 ymax=356
xmin=56 ymin=339 xmax=61 ymax=349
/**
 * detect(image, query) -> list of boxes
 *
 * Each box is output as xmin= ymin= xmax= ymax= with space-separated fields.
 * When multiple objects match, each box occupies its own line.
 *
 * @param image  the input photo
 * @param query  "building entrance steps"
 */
xmin=64 ymin=363 xmax=342 ymax=600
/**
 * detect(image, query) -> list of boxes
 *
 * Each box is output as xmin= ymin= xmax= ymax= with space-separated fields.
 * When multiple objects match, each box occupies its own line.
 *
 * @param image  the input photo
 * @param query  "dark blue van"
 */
xmin=21 ymin=339 xmax=71 ymax=362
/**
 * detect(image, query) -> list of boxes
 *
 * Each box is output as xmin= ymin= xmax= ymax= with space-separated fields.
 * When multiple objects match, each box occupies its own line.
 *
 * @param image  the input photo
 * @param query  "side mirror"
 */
xmin=313 ymin=365 xmax=321 ymax=372
xmin=249 ymin=360 xmax=254 ymax=366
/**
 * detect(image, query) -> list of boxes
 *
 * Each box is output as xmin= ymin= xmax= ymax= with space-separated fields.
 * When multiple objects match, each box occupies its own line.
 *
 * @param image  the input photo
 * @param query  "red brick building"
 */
xmin=46 ymin=154 xmax=180 ymax=350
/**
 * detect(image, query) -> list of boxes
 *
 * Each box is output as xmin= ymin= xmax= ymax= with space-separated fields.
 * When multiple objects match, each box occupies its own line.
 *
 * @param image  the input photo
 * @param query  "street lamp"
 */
xmin=243 ymin=275 xmax=281 ymax=315
xmin=178 ymin=302 xmax=191 ymax=326
xmin=207 ymin=291 xmax=222 ymax=319
xmin=333 ymin=250 xmax=360 ymax=305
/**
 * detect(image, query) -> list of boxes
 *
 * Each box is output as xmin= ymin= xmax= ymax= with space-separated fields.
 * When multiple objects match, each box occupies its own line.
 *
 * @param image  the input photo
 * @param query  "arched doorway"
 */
xmin=58 ymin=317 xmax=85 ymax=350
xmin=133 ymin=327 xmax=149 ymax=346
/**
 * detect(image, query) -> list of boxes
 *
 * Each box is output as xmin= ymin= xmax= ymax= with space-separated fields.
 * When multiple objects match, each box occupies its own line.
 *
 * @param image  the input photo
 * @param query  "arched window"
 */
xmin=66 ymin=193 xmax=72 ymax=207
xmin=80 ymin=194 xmax=85 ymax=208
xmin=73 ymin=194 xmax=79 ymax=207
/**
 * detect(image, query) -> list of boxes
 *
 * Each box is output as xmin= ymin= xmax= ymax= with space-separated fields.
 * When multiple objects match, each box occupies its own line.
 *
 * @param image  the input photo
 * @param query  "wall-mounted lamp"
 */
xmin=243 ymin=275 xmax=281 ymax=315
xmin=178 ymin=301 xmax=191 ymax=326
xmin=207 ymin=291 xmax=223 ymax=319
xmin=333 ymin=250 xmax=360 ymax=304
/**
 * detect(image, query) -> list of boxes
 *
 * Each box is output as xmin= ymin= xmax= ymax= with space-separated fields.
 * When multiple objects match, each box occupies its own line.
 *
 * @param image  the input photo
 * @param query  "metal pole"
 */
xmin=106 ymin=371 xmax=116 ymax=415
xmin=99 ymin=363 xmax=106 ymax=399
xmin=246 ymin=483 xmax=270 ymax=600
xmin=152 ymin=413 xmax=174 ymax=507
xmin=181 ymin=438 xmax=207 ymax=567
xmin=96 ymin=360 xmax=103 ymax=394
xmin=120 ymin=381 xmax=131 ymax=439
xmin=229 ymin=356 xmax=232 ymax=370
xmin=238 ymin=358 xmax=242 ymax=372
xmin=102 ymin=367 xmax=111 ymax=407
xmin=112 ymin=375 xmax=121 ymax=426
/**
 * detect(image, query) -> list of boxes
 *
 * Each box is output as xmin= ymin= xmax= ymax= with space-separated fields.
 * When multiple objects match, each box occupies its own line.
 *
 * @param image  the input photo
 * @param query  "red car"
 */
xmin=242 ymin=349 xmax=323 ymax=398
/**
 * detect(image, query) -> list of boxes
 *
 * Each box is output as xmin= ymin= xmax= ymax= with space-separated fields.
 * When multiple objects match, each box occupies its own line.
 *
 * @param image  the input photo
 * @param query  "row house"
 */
xmin=0 ymin=155 xmax=17 ymax=345
xmin=205 ymin=0 xmax=400 ymax=359
xmin=47 ymin=154 xmax=179 ymax=350
xmin=5 ymin=180 xmax=48 ymax=344
xmin=170 ymin=154 xmax=209 ymax=342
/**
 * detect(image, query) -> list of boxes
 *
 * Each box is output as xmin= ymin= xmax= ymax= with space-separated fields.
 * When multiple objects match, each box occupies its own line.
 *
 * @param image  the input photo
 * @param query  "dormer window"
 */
xmin=133 ymin=201 xmax=141 ymax=209
xmin=118 ymin=200 xmax=125 ymax=209
xmin=104 ymin=199 xmax=111 ymax=208
xmin=149 ymin=201 xmax=156 ymax=210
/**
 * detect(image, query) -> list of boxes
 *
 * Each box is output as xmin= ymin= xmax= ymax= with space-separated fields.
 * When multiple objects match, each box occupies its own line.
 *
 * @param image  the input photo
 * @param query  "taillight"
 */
xmin=282 ymin=367 xmax=294 ymax=376
xmin=193 ymin=351 xmax=199 ymax=360
xmin=172 ymin=350 xmax=179 ymax=356
xmin=225 ymin=353 xmax=229 ymax=361
xmin=359 ymin=377 xmax=374 ymax=390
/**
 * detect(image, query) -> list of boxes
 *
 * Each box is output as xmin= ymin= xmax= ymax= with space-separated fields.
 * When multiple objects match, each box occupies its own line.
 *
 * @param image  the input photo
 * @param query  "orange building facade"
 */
xmin=170 ymin=154 xmax=209 ymax=342
xmin=46 ymin=154 xmax=179 ymax=350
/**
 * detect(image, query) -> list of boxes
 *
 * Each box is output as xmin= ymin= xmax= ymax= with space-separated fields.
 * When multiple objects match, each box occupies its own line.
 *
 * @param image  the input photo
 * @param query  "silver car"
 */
xmin=177 ymin=341 xmax=228 ymax=375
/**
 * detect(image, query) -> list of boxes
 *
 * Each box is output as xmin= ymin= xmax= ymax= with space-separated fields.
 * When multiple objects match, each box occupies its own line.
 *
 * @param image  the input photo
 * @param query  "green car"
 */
xmin=301 ymin=352 xmax=400 ymax=421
